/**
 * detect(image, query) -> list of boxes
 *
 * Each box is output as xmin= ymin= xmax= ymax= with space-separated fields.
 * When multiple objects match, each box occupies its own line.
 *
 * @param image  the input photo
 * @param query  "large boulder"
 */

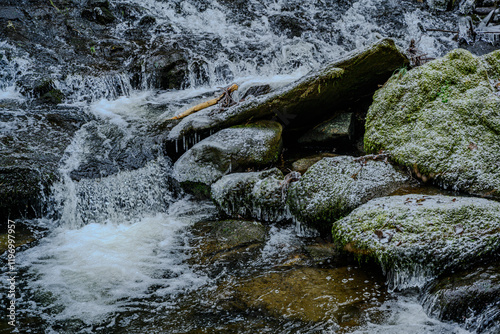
xmin=165 ymin=38 xmax=409 ymax=140
xmin=364 ymin=49 xmax=500 ymax=198
xmin=287 ymin=156 xmax=408 ymax=230
xmin=211 ymin=168 xmax=287 ymax=222
xmin=332 ymin=195 xmax=500 ymax=289
xmin=421 ymin=263 xmax=500 ymax=333
xmin=173 ymin=121 xmax=283 ymax=197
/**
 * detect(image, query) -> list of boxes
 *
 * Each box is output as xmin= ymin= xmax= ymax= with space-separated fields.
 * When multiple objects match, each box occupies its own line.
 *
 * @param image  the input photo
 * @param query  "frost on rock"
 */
xmin=287 ymin=156 xmax=409 ymax=230
xmin=173 ymin=121 xmax=282 ymax=196
xmin=211 ymin=168 xmax=288 ymax=222
xmin=365 ymin=49 xmax=500 ymax=198
xmin=332 ymin=195 xmax=500 ymax=290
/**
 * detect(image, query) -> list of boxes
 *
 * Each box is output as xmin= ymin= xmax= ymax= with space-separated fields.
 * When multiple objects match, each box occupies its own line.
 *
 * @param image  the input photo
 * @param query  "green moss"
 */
xmin=364 ymin=48 xmax=500 ymax=197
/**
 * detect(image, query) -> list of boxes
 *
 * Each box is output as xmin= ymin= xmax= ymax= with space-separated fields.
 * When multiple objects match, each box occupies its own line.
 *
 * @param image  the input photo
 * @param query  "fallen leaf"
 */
xmin=468 ymin=142 xmax=478 ymax=151
xmin=454 ymin=224 xmax=464 ymax=235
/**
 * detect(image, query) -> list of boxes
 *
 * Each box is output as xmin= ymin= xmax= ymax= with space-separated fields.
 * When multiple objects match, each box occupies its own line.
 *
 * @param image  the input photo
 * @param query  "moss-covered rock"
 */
xmin=211 ymin=168 xmax=287 ymax=222
xmin=420 ymin=263 xmax=500 ymax=333
xmin=173 ymin=121 xmax=283 ymax=195
xmin=332 ymin=195 xmax=500 ymax=289
xmin=364 ymin=48 xmax=500 ymax=198
xmin=165 ymin=38 xmax=408 ymax=141
xmin=287 ymin=156 xmax=408 ymax=230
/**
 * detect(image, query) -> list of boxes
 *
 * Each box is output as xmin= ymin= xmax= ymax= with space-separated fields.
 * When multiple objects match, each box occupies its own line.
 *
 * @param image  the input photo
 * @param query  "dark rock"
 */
xmin=421 ymin=263 xmax=500 ymax=333
xmin=297 ymin=112 xmax=353 ymax=145
xmin=0 ymin=7 xmax=25 ymax=20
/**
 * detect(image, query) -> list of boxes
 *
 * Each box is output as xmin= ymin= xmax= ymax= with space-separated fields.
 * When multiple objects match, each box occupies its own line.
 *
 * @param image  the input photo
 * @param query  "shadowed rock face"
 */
xmin=332 ymin=195 xmax=500 ymax=289
xmin=365 ymin=48 xmax=500 ymax=198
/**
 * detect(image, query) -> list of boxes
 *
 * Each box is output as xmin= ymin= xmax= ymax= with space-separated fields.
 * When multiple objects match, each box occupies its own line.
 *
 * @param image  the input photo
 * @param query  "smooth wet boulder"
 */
xmin=365 ymin=48 xmax=500 ymax=198
xmin=173 ymin=121 xmax=283 ymax=197
xmin=287 ymin=156 xmax=408 ymax=230
xmin=211 ymin=168 xmax=287 ymax=222
xmin=231 ymin=266 xmax=387 ymax=324
xmin=165 ymin=38 xmax=409 ymax=140
xmin=421 ymin=263 xmax=500 ymax=333
xmin=332 ymin=195 xmax=500 ymax=289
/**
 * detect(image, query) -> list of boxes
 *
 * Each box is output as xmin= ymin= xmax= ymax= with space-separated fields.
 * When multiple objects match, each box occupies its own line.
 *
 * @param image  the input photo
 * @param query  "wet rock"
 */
xmin=0 ymin=108 xmax=89 ymax=221
xmin=20 ymin=79 xmax=65 ymax=104
xmin=303 ymin=243 xmax=347 ymax=265
xmin=421 ymin=263 xmax=500 ymax=333
xmin=332 ymin=195 xmax=500 ymax=289
xmin=173 ymin=121 xmax=283 ymax=197
xmin=297 ymin=112 xmax=353 ymax=145
xmin=144 ymin=47 xmax=189 ymax=90
xmin=427 ymin=0 xmax=457 ymax=11
xmin=189 ymin=219 xmax=266 ymax=266
xmin=81 ymin=0 xmax=115 ymax=25
xmin=365 ymin=48 xmax=500 ymax=198
xmin=287 ymin=156 xmax=409 ymax=231
xmin=291 ymin=152 xmax=338 ymax=174
xmin=231 ymin=266 xmax=387 ymax=323
xmin=211 ymin=168 xmax=286 ymax=222
xmin=165 ymin=38 xmax=409 ymax=141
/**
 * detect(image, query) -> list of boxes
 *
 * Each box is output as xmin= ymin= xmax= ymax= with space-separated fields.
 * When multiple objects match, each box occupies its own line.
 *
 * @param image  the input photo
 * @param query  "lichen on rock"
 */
xmin=287 ymin=156 xmax=408 ymax=230
xmin=332 ymin=195 xmax=500 ymax=289
xmin=364 ymin=48 xmax=500 ymax=198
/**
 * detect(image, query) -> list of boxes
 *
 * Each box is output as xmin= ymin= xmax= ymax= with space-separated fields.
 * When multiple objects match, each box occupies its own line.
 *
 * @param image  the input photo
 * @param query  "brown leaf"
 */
xmin=374 ymin=230 xmax=384 ymax=239
xmin=468 ymin=142 xmax=478 ymax=151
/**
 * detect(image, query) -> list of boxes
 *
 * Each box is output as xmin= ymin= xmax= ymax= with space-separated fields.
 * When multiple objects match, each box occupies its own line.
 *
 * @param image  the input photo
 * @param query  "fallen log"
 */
xmin=169 ymin=84 xmax=238 ymax=120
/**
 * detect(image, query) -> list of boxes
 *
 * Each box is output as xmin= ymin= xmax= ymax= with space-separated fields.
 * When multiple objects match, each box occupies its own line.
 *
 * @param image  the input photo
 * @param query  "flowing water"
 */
xmin=0 ymin=0 xmax=487 ymax=332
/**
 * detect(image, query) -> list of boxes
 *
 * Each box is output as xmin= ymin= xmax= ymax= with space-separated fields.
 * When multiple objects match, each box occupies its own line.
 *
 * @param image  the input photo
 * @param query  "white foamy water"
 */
xmin=18 ymin=200 xmax=215 ymax=325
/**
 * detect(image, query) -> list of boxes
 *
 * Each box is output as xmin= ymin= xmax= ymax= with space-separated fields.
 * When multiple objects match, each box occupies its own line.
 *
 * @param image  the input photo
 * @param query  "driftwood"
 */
xmin=169 ymin=84 xmax=238 ymax=120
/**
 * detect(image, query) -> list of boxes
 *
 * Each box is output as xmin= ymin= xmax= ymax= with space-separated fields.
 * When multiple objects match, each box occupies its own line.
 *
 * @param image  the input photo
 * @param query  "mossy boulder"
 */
xmin=332 ymin=195 xmax=500 ymax=289
xmin=364 ymin=48 xmax=500 ymax=198
xmin=173 ymin=121 xmax=283 ymax=196
xmin=165 ymin=38 xmax=409 ymax=140
xmin=297 ymin=112 xmax=353 ymax=145
xmin=211 ymin=168 xmax=287 ymax=222
xmin=287 ymin=156 xmax=408 ymax=230
xmin=421 ymin=263 xmax=500 ymax=333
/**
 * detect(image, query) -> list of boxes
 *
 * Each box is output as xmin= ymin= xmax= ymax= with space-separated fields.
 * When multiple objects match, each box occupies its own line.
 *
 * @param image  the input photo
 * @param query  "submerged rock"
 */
xmin=332 ymin=195 xmax=500 ymax=289
xmin=365 ymin=48 xmax=500 ymax=198
xmin=211 ymin=168 xmax=287 ymax=222
xmin=421 ymin=263 xmax=500 ymax=333
xmin=231 ymin=266 xmax=387 ymax=323
xmin=287 ymin=156 xmax=408 ymax=230
xmin=189 ymin=219 xmax=267 ymax=266
xmin=173 ymin=121 xmax=283 ymax=197
xmin=165 ymin=38 xmax=408 ymax=140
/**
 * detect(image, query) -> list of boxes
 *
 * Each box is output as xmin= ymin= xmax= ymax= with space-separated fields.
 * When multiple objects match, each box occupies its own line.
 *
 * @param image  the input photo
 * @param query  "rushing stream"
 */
xmin=0 ymin=0 xmax=493 ymax=332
